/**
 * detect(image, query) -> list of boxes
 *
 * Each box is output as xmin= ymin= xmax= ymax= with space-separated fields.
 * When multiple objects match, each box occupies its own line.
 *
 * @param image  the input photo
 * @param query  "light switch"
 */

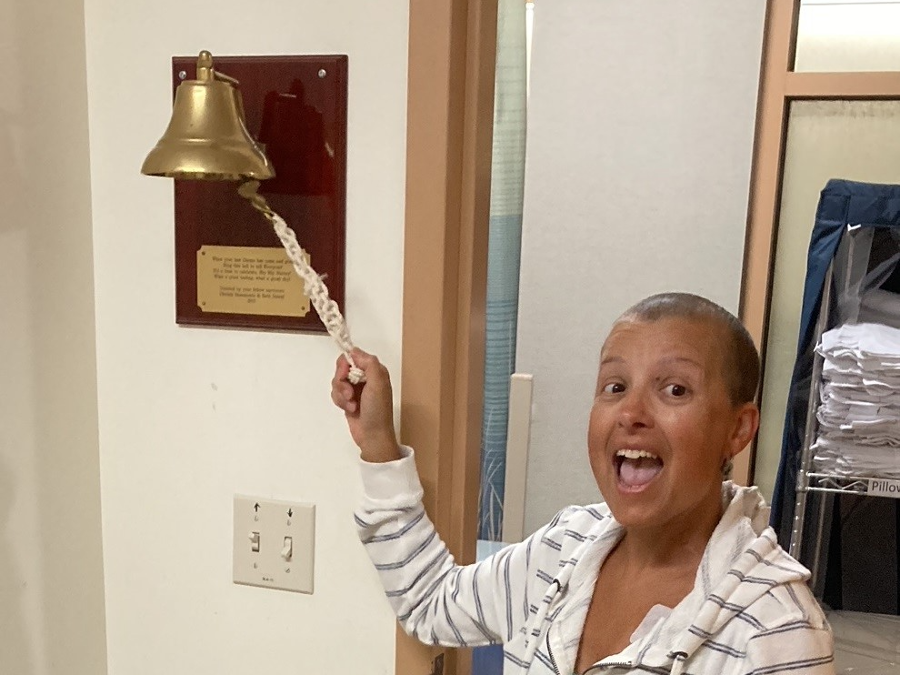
xmin=281 ymin=536 xmax=293 ymax=561
xmin=233 ymin=496 xmax=315 ymax=594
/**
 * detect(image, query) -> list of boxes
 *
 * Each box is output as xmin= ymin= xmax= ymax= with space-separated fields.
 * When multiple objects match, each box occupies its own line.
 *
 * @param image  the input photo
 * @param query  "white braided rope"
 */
xmin=236 ymin=180 xmax=364 ymax=383
xmin=268 ymin=210 xmax=364 ymax=384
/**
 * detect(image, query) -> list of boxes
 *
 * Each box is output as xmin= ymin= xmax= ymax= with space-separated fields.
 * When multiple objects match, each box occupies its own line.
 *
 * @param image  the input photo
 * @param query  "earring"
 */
xmin=721 ymin=457 xmax=734 ymax=480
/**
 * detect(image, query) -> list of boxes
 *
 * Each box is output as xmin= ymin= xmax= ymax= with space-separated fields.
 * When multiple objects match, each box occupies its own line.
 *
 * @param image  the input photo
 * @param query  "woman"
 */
xmin=331 ymin=293 xmax=834 ymax=674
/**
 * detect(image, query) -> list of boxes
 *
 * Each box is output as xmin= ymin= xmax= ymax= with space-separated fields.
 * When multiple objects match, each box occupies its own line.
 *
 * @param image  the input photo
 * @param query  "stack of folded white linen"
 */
xmin=812 ymin=322 xmax=900 ymax=479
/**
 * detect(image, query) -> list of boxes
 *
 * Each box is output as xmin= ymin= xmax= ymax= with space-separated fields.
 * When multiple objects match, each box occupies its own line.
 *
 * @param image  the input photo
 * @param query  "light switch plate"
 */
xmin=233 ymin=495 xmax=315 ymax=594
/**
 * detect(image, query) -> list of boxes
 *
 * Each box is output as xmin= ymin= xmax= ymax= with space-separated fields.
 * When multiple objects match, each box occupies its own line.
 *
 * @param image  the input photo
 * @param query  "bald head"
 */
xmin=613 ymin=293 xmax=760 ymax=406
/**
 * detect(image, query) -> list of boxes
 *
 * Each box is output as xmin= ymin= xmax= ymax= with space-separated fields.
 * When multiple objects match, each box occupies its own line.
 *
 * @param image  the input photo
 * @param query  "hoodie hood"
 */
xmin=615 ymin=483 xmax=812 ymax=671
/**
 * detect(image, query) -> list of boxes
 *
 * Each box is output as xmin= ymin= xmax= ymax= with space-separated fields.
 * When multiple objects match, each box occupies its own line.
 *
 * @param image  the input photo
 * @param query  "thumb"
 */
xmin=347 ymin=349 xmax=388 ymax=388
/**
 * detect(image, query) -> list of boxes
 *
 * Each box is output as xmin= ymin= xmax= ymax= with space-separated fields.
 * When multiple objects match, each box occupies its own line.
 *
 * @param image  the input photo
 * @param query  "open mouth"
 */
xmin=614 ymin=449 xmax=663 ymax=490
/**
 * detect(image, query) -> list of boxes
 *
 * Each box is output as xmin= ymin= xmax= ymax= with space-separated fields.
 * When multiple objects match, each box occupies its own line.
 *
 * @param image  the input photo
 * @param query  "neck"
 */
xmin=616 ymin=486 xmax=724 ymax=571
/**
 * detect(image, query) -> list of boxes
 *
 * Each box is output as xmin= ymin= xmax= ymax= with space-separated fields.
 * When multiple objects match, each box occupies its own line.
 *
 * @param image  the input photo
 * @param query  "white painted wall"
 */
xmin=83 ymin=1 xmax=408 ymax=673
xmin=0 ymin=1 xmax=108 ymax=674
xmin=516 ymin=0 xmax=766 ymax=533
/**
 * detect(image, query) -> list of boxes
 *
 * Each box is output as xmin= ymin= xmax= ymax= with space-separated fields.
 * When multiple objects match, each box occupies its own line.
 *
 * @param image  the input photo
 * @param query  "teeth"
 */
xmin=616 ymin=449 xmax=658 ymax=460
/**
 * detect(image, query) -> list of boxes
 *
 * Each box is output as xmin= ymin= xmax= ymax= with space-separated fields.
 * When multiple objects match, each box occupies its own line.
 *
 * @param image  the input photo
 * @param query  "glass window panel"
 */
xmin=795 ymin=0 xmax=900 ymax=73
xmin=756 ymin=100 xmax=900 ymax=501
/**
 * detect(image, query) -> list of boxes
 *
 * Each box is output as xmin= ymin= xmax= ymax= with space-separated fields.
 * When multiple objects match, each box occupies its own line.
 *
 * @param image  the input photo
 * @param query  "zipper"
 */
xmin=546 ymin=633 xmax=562 ymax=675
xmin=548 ymin=634 xmax=633 ymax=674
xmin=544 ymin=579 xmax=565 ymax=675
xmin=575 ymin=662 xmax=633 ymax=675
xmin=588 ymin=653 xmax=684 ymax=673
xmin=525 ymin=579 xmax=564 ymax=669
xmin=583 ymin=649 xmax=683 ymax=673
xmin=568 ymin=647 xmax=683 ymax=673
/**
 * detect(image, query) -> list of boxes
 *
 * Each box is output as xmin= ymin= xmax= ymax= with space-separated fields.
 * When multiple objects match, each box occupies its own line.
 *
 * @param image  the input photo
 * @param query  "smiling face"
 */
xmin=588 ymin=317 xmax=759 ymax=532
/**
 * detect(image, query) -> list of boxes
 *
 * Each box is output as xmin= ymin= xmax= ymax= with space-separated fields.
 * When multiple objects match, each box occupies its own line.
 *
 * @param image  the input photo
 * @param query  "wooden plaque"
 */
xmin=172 ymin=54 xmax=348 ymax=332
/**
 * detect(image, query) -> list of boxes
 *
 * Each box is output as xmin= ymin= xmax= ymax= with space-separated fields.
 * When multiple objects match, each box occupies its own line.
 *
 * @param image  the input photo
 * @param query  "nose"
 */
xmin=617 ymin=388 xmax=652 ymax=429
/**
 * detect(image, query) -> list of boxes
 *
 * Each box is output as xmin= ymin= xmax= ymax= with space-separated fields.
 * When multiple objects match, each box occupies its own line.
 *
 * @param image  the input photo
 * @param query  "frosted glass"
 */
xmin=755 ymin=100 xmax=900 ymax=501
xmin=795 ymin=1 xmax=900 ymax=72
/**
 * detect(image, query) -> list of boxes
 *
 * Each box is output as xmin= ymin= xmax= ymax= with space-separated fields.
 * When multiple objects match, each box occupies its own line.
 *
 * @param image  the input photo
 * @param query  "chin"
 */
xmin=598 ymin=486 xmax=660 ymax=525
xmin=604 ymin=499 xmax=669 ymax=529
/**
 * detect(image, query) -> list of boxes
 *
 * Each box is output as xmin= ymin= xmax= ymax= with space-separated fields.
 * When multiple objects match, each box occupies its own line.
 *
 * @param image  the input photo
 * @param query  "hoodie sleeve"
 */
xmin=354 ymin=447 xmax=567 ymax=648
xmin=743 ymin=619 xmax=835 ymax=675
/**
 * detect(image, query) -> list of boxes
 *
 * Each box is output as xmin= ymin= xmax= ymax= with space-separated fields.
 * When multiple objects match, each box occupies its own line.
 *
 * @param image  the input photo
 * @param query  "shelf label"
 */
xmin=868 ymin=478 xmax=900 ymax=498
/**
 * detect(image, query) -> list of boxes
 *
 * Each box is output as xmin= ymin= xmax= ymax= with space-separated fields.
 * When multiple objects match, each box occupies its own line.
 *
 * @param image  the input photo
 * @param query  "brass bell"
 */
xmin=141 ymin=51 xmax=274 ymax=181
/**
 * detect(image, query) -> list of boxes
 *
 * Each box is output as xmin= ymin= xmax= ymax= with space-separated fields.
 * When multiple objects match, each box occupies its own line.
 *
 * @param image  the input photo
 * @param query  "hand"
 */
xmin=331 ymin=349 xmax=401 ymax=462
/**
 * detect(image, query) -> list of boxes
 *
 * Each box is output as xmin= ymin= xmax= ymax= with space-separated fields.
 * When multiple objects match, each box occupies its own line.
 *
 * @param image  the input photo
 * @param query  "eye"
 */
xmin=602 ymin=382 xmax=625 ymax=394
xmin=664 ymin=383 xmax=688 ymax=397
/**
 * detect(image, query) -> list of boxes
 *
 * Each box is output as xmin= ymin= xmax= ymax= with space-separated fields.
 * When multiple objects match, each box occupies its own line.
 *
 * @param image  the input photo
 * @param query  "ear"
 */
xmin=727 ymin=402 xmax=760 ymax=460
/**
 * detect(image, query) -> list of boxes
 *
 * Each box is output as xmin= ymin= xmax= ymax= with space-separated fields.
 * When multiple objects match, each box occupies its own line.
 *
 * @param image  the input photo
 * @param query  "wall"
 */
xmin=83 ymin=1 xmax=408 ymax=673
xmin=0 ymin=0 xmax=108 ymax=674
xmin=515 ymin=0 xmax=766 ymax=533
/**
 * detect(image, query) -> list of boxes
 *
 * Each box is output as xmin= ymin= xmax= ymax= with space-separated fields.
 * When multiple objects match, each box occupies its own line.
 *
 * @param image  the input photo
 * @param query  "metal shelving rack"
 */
xmin=788 ymin=255 xmax=900 ymax=589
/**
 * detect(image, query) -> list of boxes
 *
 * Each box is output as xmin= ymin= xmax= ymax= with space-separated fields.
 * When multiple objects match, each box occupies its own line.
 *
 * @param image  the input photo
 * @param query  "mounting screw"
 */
xmin=178 ymin=70 xmax=188 ymax=80
xmin=318 ymin=69 xmax=327 ymax=78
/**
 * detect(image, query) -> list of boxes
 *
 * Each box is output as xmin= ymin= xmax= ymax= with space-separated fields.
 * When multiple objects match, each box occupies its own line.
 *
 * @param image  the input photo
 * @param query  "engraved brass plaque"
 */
xmin=196 ymin=245 xmax=310 ymax=317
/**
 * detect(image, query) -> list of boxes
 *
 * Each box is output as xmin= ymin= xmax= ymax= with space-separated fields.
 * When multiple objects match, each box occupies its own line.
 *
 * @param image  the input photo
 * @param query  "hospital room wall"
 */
xmin=515 ymin=0 xmax=766 ymax=531
xmin=82 ymin=0 xmax=409 ymax=673
xmin=0 ymin=0 xmax=107 ymax=673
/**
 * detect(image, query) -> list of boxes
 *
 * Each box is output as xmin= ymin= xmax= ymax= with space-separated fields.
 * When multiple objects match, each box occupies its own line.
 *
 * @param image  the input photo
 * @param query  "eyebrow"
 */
xmin=658 ymin=356 xmax=703 ymax=369
xmin=598 ymin=355 xmax=703 ymax=369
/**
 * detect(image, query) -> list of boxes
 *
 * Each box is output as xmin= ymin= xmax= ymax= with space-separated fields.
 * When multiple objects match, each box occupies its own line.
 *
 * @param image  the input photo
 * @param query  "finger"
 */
xmin=351 ymin=380 xmax=366 ymax=407
xmin=334 ymin=353 xmax=351 ymax=379
xmin=330 ymin=380 xmax=357 ymax=411
xmin=336 ymin=381 xmax=355 ymax=403
xmin=330 ymin=372 xmax=346 ymax=399
xmin=349 ymin=350 xmax=392 ymax=392
xmin=349 ymin=348 xmax=378 ymax=372
xmin=330 ymin=387 xmax=349 ymax=411
xmin=332 ymin=394 xmax=357 ymax=415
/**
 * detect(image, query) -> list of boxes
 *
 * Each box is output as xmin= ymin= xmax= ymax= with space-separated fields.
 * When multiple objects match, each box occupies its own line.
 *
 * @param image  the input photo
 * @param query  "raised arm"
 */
xmin=332 ymin=350 xmax=553 ymax=647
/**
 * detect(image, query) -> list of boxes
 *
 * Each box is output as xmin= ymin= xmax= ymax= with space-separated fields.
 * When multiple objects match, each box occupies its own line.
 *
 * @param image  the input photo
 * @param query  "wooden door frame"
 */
xmin=398 ymin=0 xmax=498 ymax=673
xmin=737 ymin=0 xmax=900 ymax=485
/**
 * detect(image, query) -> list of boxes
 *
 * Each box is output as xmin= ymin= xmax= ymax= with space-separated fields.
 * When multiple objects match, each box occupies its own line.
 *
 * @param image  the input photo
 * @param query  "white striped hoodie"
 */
xmin=355 ymin=448 xmax=835 ymax=674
